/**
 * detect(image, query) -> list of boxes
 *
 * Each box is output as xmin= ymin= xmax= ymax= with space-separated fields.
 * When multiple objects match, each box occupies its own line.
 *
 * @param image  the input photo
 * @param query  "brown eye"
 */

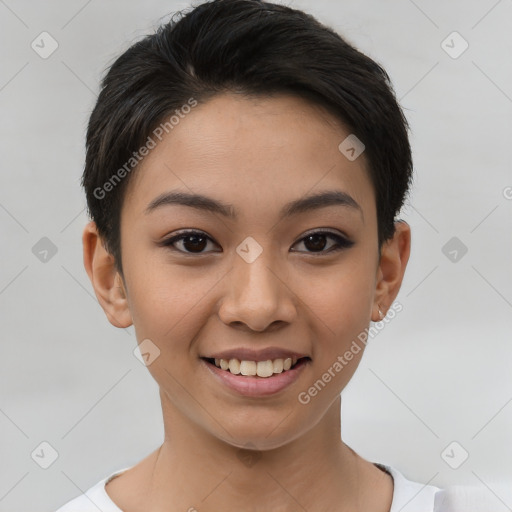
xmin=304 ymin=233 xmax=328 ymax=252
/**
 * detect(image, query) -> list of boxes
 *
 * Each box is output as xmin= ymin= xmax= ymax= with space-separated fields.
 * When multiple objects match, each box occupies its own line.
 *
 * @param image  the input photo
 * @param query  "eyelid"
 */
xmin=298 ymin=227 xmax=350 ymax=241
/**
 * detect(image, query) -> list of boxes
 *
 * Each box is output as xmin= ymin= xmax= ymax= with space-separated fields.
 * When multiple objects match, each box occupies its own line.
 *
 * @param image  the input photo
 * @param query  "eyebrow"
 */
xmin=144 ymin=189 xmax=363 ymax=221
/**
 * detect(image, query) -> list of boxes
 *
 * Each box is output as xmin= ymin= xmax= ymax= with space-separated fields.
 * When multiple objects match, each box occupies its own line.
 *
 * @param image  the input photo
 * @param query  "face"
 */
xmin=96 ymin=93 xmax=406 ymax=450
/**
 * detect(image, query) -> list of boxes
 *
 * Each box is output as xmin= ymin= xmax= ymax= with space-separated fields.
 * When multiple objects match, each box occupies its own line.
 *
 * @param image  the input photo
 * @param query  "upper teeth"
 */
xmin=214 ymin=357 xmax=298 ymax=378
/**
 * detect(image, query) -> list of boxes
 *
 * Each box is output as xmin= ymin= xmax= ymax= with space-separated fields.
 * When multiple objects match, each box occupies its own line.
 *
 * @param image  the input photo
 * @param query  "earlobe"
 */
xmin=372 ymin=221 xmax=411 ymax=321
xmin=82 ymin=221 xmax=133 ymax=329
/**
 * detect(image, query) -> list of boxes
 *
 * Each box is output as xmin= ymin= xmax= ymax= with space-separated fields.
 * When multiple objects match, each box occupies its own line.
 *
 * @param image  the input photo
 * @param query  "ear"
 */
xmin=82 ymin=220 xmax=133 ymax=328
xmin=372 ymin=220 xmax=411 ymax=321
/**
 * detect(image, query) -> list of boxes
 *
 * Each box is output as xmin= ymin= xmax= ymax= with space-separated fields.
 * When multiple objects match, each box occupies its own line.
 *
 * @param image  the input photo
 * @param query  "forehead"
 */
xmin=122 ymin=92 xmax=375 ymax=223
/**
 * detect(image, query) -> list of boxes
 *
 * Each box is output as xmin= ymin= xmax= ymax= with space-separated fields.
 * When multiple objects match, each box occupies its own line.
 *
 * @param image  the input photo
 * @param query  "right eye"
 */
xmin=160 ymin=230 xmax=220 ymax=254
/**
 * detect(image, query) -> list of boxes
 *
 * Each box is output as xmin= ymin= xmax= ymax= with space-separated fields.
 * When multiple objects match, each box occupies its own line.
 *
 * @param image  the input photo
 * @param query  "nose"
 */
xmin=218 ymin=249 xmax=297 ymax=332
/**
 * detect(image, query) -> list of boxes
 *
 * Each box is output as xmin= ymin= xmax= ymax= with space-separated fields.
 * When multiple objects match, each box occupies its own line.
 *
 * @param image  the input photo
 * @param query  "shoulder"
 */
xmin=376 ymin=463 xmax=441 ymax=512
xmin=378 ymin=463 xmax=504 ymax=512
xmin=54 ymin=467 xmax=131 ymax=512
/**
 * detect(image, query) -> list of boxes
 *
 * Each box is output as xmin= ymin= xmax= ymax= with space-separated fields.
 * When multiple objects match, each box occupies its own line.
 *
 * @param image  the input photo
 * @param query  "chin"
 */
xmin=209 ymin=415 xmax=310 ymax=452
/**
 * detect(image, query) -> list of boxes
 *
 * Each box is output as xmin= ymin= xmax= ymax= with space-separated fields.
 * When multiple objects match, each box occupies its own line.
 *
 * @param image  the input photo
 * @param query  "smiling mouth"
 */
xmin=201 ymin=356 xmax=311 ymax=378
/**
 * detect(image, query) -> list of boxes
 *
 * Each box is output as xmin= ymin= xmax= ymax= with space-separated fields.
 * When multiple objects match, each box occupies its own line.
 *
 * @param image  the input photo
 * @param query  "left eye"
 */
xmin=292 ymin=231 xmax=354 ymax=254
xmin=161 ymin=230 xmax=353 ymax=255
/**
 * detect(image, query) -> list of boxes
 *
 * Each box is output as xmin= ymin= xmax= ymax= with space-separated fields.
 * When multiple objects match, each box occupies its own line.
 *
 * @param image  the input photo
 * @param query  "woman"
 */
xmin=57 ymin=0 xmax=442 ymax=510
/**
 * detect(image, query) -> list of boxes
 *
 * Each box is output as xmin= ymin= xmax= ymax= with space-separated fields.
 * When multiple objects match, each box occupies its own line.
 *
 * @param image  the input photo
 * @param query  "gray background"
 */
xmin=1 ymin=0 xmax=511 ymax=510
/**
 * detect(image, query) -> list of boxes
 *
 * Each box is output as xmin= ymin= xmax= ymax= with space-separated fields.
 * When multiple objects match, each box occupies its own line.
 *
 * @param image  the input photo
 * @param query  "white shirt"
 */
xmin=55 ymin=463 xmax=441 ymax=511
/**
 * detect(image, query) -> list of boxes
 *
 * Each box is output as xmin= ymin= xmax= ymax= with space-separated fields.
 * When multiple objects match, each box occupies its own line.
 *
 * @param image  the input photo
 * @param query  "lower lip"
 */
xmin=201 ymin=358 xmax=310 ymax=397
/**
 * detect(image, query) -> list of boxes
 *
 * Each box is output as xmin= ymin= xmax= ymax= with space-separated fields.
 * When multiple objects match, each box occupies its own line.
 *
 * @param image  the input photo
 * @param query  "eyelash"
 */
xmin=160 ymin=229 xmax=354 ymax=256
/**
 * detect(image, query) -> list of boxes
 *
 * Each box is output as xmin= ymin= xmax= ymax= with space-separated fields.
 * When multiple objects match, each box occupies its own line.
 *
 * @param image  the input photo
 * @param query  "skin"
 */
xmin=83 ymin=92 xmax=411 ymax=511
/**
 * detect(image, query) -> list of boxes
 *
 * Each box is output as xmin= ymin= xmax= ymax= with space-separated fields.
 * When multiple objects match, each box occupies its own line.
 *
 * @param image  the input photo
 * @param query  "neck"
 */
xmin=144 ymin=393 xmax=365 ymax=511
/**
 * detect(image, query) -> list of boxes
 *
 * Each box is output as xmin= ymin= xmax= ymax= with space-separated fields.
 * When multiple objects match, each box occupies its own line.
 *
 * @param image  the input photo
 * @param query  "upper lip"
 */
xmin=202 ymin=347 xmax=310 ymax=362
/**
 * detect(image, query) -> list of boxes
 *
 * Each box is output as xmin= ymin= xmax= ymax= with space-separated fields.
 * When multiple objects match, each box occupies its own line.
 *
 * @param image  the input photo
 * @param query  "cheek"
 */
xmin=299 ymin=280 xmax=372 ymax=408
xmin=123 ymin=253 xmax=231 ymax=367
xmin=125 ymin=268 xmax=211 ymax=394
xmin=127 ymin=267 xmax=210 ymax=340
xmin=304 ymin=262 xmax=375 ymax=332
xmin=302 ymin=260 xmax=375 ymax=389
